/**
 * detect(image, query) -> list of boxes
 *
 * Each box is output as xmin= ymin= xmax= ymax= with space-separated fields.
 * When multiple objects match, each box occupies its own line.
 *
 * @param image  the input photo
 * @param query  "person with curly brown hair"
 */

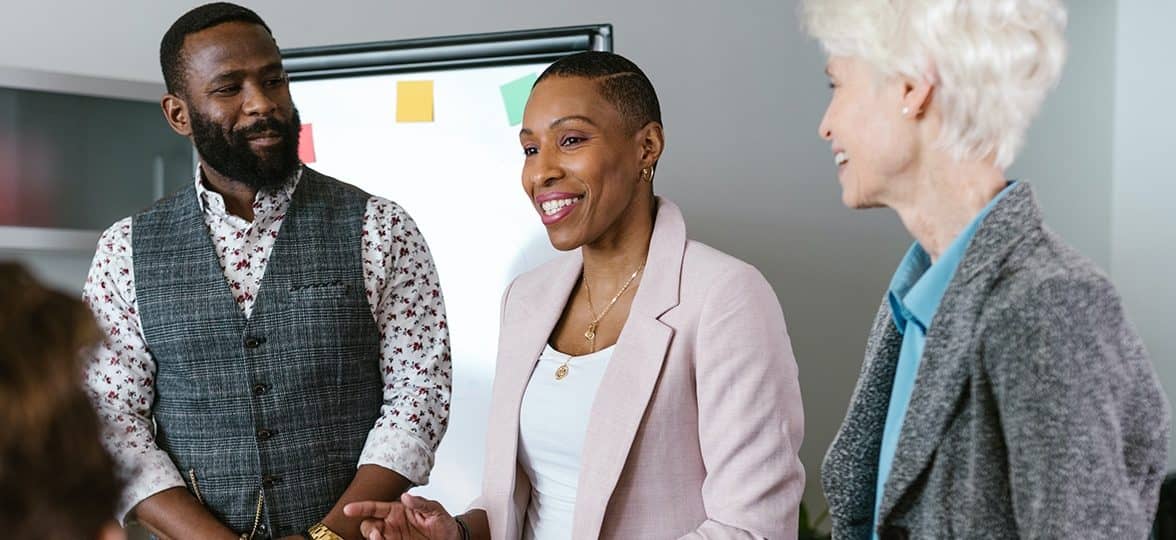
xmin=0 ymin=262 xmax=124 ymax=540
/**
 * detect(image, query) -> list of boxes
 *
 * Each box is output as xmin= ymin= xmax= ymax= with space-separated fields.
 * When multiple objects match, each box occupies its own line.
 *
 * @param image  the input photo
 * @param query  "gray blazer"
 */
xmin=822 ymin=183 xmax=1170 ymax=539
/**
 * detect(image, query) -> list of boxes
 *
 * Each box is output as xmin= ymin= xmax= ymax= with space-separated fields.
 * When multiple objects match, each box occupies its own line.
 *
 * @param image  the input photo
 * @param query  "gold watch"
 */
xmin=307 ymin=522 xmax=344 ymax=540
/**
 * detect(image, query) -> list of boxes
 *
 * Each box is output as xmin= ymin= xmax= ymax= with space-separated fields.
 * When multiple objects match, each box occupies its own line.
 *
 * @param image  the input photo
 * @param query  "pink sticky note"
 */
xmin=298 ymin=124 xmax=317 ymax=164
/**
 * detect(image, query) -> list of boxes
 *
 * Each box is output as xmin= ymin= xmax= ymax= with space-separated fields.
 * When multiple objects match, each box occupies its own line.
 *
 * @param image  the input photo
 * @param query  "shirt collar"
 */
xmin=888 ymin=181 xmax=1017 ymax=334
xmin=194 ymin=164 xmax=303 ymax=219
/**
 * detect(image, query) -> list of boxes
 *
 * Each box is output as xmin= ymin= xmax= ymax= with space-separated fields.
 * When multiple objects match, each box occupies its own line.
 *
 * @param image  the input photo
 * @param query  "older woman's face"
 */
xmin=819 ymin=56 xmax=918 ymax=209
xmin=519 ymin=76 xmax=649 ymax=251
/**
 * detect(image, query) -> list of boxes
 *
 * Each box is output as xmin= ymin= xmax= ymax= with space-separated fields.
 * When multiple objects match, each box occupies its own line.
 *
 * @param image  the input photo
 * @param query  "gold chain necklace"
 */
xmin=554 ymin=265 xmax=644 ymax=381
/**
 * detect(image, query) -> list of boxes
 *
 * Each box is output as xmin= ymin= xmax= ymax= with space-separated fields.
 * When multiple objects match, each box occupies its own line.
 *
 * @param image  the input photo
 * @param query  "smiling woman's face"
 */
xmin=818 ymin=55 xmax=920 ymax=209
xmin=519 ymin=76 xmax=656 ymax=251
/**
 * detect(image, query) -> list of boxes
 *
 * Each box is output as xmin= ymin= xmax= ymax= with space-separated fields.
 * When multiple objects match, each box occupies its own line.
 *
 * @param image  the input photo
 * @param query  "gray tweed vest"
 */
xmin=133 ymin=168 xmax=382 ymax=537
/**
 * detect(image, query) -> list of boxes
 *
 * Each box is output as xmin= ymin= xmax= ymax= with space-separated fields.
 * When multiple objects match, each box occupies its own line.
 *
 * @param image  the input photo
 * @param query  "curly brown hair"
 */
xmin=0 ymin=262 xmax=124 ymax=539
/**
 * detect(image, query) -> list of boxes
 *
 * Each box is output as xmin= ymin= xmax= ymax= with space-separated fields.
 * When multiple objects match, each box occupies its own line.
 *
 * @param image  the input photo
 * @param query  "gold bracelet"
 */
xmin=307 ymin=522 xmax=344 ymax=540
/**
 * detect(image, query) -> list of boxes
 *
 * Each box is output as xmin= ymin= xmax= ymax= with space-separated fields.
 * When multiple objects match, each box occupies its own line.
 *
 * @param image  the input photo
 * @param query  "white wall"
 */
xmin=1 ymin=0 xmax=1165 ymax=519
xmin=1113 ymin=0 xmax=1176 ymax=470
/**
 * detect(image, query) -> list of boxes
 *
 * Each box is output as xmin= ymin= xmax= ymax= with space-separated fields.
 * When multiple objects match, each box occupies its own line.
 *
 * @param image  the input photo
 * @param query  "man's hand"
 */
xmin=344 ymin=493 xmax=461 ymax=540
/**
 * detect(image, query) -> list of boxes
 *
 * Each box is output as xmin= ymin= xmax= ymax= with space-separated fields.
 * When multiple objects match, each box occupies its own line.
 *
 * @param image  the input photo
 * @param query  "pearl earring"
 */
xmin=901 ymin=106 xmax=910 ymax=116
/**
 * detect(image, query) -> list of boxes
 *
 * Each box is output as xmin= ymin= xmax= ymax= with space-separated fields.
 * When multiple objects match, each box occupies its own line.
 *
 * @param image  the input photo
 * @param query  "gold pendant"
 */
xmin=555 ymin=363 xmax=569 ymax=380
xmin=584 ymin=323 xmax=596 ymax=342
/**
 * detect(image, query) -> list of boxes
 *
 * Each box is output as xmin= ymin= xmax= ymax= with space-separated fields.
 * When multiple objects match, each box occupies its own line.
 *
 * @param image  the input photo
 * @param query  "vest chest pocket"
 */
xmin=287 ymin=280 xmax=366 ymax=308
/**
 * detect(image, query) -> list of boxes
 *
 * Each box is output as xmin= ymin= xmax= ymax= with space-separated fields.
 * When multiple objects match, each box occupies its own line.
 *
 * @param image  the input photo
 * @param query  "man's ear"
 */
xmin=161 ymin=93 xmax=192 ymax=137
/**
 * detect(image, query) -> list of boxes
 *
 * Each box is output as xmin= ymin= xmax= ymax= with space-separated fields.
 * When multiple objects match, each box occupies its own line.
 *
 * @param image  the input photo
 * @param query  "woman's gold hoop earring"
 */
xmin=641 ymin=168 xmax=653 ymax=182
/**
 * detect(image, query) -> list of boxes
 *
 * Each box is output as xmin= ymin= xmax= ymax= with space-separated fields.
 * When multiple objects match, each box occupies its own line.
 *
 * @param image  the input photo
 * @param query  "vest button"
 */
xmin=244 ymin=336 xmax=263 ymax=348
xmin=252 ymin=383 xmax=269 ymax=396
xmin=256 ymin=428 xmax=275 ymax=441
xmin=261 ymin=475 xmax=280 ymax=488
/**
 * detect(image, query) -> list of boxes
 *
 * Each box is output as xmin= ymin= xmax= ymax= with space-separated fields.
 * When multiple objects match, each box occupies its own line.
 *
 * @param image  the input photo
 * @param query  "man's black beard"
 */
xmin=191 ymin=107 xmax=302 ymax=191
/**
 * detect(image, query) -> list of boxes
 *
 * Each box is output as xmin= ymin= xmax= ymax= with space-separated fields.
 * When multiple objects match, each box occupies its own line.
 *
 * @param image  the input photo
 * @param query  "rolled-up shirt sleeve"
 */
xmin=82 ymin=218 xmax=185 ymax=522
xmin=357 ymin=197 xmax=452 ymax=485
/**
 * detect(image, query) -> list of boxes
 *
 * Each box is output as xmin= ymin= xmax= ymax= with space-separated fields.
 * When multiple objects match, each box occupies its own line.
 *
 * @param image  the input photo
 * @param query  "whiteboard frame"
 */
xmin=282 ymin=24 xmax=613 ymax=80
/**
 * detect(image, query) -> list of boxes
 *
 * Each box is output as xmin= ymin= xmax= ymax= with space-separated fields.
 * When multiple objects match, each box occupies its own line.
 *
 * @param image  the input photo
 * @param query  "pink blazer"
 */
xmin=472 ymin=198 xmax=805 ymax=539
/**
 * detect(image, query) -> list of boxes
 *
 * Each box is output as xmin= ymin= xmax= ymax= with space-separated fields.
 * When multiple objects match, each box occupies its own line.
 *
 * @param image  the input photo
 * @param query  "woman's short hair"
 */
xmin=536 ymin=51 xmax=662 ymax=134
xmin=0 ymin=263 xmax=123 ymax=539
xmin=803 ymin=0 xmax=1067 ymax=168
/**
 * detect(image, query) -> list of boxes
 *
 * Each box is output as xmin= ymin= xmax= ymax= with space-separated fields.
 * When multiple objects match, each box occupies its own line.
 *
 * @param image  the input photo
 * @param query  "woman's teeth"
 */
xmin=835 ymin=151 xmax=848 ymax=166
xmin=541 ymin=197 xmax=582 ymax=216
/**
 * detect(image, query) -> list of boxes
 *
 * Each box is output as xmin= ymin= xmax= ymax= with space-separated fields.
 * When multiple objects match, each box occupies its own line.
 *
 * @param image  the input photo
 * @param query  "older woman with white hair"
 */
xmin=804 ymin=0 xmax=1170 ymax=538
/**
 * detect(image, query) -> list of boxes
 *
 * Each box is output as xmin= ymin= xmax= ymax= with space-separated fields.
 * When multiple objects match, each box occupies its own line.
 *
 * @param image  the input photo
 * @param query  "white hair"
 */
xmin=803 ymin=0 xmax=1067 ymax=169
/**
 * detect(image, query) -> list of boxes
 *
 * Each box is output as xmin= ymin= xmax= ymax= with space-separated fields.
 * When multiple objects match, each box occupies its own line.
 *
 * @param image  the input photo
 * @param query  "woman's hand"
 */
xmin=343 ymin=493 xmax=461 ymax=540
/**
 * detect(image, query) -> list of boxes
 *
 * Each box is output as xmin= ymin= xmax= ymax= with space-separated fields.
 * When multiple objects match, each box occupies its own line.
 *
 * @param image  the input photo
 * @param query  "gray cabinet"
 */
xmin=0 ymin=67 xmax=193 ymax=251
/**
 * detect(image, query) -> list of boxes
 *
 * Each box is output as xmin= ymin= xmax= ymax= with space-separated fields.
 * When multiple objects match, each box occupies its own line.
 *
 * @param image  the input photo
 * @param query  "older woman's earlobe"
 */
xmin=901 ymin=78 xmax=935 ymax=121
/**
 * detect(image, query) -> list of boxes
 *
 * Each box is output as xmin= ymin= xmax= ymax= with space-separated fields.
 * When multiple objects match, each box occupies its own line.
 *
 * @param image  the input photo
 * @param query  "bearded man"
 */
xmin=81 ymin=4 xmax=451 ymax=539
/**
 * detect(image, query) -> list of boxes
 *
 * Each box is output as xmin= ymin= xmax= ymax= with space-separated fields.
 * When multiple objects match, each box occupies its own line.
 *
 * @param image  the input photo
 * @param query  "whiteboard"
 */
xmin=291 ymin=61 xmax=561 ymax=509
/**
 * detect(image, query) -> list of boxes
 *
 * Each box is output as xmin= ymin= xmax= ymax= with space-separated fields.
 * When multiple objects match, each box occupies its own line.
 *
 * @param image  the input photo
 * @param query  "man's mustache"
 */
xmin=235 ymin=117 xmax=292 ymax=138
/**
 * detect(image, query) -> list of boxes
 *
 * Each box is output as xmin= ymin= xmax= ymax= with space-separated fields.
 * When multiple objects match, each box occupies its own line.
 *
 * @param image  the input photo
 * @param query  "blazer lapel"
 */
xmin=875 ymin=293 xmax=975 ymax=522
xmin=485 ymin=252 xmax=582 ymax=539
xmin=877 ymin=183 xmax=1041 ymax=522
xmin=823 ymin=301 xmax=903 ymax=528
xmin=572 ymin=197 xmax=685 ymax=539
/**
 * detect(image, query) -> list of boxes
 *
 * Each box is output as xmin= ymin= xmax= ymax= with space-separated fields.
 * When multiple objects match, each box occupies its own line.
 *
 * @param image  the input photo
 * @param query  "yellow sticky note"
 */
xmin=396 ymin=80 xmax=434 ymax=123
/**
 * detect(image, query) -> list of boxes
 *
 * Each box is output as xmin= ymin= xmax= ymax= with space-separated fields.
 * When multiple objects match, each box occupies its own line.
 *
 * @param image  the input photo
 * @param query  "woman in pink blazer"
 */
xmin=346 ymin=51 xmax=805 ymax=540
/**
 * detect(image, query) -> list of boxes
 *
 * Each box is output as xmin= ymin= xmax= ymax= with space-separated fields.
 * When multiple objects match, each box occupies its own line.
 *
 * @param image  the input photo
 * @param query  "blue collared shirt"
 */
xmin=872 ymin=182 xmax=1015 ymax=537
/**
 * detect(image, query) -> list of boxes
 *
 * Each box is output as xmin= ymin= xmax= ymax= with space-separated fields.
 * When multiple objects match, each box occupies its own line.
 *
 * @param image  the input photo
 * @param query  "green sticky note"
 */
xmin=500 ymin=73 xmax=539 ymax=126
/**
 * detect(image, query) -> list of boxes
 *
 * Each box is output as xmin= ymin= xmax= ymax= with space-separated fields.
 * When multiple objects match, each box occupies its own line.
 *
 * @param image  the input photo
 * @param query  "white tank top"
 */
xmin=517 ymin=343 xmax=614 ymax=540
